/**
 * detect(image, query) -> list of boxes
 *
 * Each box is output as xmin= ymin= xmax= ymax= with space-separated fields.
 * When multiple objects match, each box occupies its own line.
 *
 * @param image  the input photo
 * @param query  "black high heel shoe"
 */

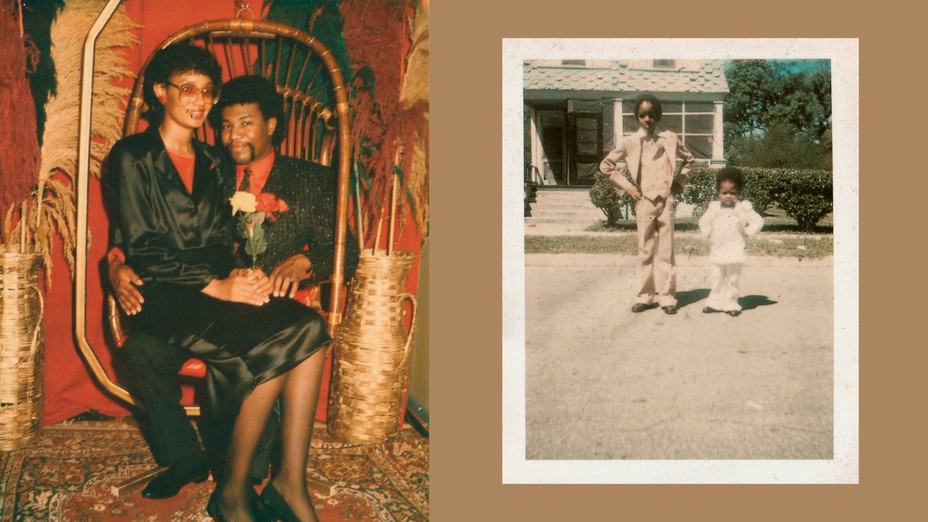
xmin=207 ymin=488 xmax=272 ymax=522
xmin=260 ymin=482 xmax=302 ymax=522
xmin=206 ymin=490 xmax=229 ymax=522
xmin=249 ymin=487 xmax=274 ymax=522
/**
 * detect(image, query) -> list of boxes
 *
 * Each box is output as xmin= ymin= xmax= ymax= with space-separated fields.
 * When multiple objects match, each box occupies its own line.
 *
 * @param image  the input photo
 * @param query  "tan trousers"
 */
xmin=634 ymin=195 xmax=677 ymax=306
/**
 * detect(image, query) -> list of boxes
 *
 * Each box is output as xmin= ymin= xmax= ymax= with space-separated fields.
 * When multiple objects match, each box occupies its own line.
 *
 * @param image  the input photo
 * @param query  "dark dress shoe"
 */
xmin=703 ymin=306 xmax=720 ymax=313
xmin=662 ymin=305 xmax=679 ymax=315
xmin=141 ymin=462 xmax=209 ymax=499
xmin=631 ymin=302 xmax=659 ymax=313
xmin=726 ymin=310 xmax=741 ymax=317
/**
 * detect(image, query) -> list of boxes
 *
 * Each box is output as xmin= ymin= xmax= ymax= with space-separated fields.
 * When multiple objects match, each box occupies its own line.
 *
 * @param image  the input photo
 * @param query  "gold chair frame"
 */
xmin=75 ymin=15 xmax=353 ymax=414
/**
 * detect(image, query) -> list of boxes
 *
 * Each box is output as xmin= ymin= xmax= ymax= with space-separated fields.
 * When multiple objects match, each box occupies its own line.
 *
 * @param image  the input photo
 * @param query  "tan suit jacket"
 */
xmin=599 ymin=127 xmax=694 ymax=199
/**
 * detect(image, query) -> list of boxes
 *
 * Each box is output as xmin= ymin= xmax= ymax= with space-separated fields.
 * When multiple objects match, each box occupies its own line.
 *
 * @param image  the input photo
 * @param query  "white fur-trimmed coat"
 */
xmin=698 ymin=200 xmax=765 ymax=264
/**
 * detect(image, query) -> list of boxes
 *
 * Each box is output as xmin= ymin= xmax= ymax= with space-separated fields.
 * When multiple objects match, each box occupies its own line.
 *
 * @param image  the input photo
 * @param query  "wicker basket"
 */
xmin=0 ymin=250 xmax=45 ymax=451
xmin=327 ymin=251 xmax=417 ymax=444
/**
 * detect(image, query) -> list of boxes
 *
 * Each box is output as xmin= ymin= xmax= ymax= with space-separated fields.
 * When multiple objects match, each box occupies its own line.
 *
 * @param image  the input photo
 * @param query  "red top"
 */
xmin=166 ymin=151 xmax=196 ymax=194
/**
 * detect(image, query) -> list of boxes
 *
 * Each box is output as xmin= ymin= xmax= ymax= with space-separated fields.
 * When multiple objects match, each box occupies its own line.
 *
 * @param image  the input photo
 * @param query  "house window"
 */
xmin=561 ymin=59 xmax=586 ymax=66
xmin=622 ymin=100 xmax=715 ymax=166
xmin=653 ymin=59 xmax=675 ymax=68
xmin=574 ymin=115 xmax=600 ymax=155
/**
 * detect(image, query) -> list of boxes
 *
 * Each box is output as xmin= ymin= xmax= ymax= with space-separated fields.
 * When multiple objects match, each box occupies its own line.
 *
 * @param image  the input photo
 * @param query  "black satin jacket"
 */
xmin=232 ymin=155 xmax=360 ymax=285
xmin=104 ymin=127 xmax=234 ymax=291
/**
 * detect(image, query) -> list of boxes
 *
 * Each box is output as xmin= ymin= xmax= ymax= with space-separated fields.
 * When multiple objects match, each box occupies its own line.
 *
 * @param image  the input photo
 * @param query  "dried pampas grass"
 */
xmin=398 ymin=0 xmax=428 ymax=241
xmin=4 ymin=0 xmax=139 ymax=283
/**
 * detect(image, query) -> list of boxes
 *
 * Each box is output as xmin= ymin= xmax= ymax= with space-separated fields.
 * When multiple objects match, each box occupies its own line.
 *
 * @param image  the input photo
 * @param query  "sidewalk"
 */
xmin=524 ymin=252 xmax=834 ymax=460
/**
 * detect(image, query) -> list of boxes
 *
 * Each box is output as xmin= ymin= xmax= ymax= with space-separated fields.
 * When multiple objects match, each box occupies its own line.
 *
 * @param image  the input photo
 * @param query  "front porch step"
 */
xmin=526 ymin=187 xmax=601 ymax=223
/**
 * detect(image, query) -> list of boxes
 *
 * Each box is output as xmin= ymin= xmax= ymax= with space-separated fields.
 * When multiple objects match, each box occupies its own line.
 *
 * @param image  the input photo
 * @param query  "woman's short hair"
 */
xmin=142 ymin=43 xmax=222 ymax=122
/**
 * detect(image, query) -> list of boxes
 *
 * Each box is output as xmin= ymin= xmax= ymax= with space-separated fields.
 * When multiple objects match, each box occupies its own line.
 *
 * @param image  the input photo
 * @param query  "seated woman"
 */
xmin=104 ymin=43 xmax=326 ymax=522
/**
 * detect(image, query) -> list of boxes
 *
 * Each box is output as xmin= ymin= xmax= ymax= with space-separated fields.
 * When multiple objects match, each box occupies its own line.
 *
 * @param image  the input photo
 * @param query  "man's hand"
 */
xmin=109 ymin=258 xmax=144 ymax=315
xmin=269 ymin=254 xmax=312 ymax=299
xmin=626 ymin=185 xmax=643 ymax=201
xmin=202 ymin=269 xmax=272 ymax=306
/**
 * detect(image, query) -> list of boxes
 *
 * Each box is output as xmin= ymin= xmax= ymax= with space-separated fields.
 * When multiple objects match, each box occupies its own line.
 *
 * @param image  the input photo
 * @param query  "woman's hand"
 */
xmin=109 ymin=258 xmax=144 ymax=315
xmin=268 ymin=254 xmax=312 ymax=299
xmin=202 ymin=269 xmax=272 ymax=306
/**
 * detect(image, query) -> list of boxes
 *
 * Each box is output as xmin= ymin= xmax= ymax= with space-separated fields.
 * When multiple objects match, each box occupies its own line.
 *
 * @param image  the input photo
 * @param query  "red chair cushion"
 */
xmin=178 ymin=358 xmax=207 ymax=378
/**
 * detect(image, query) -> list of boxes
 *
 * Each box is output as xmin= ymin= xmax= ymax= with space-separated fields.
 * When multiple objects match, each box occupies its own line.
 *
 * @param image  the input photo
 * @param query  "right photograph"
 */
xmin=503 ymin=39 xmax=858 ymax=483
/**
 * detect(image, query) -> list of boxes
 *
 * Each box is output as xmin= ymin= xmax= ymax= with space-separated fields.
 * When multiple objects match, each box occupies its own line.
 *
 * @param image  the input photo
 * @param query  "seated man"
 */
xmin=109 ymin=75 xmax=359 ymax=498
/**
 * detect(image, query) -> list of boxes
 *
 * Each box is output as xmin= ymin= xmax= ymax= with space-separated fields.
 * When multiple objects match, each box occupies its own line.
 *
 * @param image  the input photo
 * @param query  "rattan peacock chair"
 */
xmin=75 ymin=17 xmax=353 ymax=419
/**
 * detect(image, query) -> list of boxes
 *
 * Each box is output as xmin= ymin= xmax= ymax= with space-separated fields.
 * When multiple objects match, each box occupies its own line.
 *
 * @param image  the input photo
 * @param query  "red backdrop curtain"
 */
xmin=42 ymin=0 xmax=423 ymax=425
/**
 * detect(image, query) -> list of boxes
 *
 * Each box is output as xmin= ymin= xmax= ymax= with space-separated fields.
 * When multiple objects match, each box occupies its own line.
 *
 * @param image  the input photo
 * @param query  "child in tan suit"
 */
xmin=599 ymin=94 xmax=694 ymax=314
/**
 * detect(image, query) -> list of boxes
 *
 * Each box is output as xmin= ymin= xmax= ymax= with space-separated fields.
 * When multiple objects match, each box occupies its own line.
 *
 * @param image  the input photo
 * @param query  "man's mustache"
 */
xmin=226 ymin=142 xmax=257 ymax=164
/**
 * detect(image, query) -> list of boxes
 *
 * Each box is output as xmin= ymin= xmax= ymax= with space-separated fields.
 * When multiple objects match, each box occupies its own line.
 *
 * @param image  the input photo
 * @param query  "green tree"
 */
xmin=724 ymin=60 xmax=778 ymax=144
xmin=729 ymin=124 xmax=831 ymax=170
xmin=724 ymin=60 xmax=832 ymax=170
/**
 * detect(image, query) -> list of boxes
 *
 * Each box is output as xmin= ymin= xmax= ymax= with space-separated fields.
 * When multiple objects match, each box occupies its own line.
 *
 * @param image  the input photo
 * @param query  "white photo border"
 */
xmin=502 ymin=38 xmax=859 ymax=484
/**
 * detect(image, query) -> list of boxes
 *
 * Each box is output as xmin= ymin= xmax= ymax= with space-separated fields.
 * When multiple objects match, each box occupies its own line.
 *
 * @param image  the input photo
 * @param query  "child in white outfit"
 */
xmin=698 ymin=167 xmax=764 ymax=316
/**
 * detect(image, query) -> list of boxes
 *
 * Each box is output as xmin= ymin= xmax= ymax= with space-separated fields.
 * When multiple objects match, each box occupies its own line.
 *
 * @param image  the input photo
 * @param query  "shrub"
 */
xmin=589 ymin=171 xmax=636 ymax=224
xmin=728 ymin=124 xmax=832 ymax=170
xmin=677 ymin=168 xmax=717 ymax=217
xmin=679 ymin=167 xmax=779 ymax=216
xmin=678 ymin=167 xmax=832 ymax=230
xmin=773 ymin=169 xmax=833 ymax=231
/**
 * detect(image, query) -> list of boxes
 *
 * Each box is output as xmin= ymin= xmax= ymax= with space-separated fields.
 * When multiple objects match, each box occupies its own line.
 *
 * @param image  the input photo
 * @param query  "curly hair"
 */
xmin=142 ymin=43 xmax=222 ymax=123
xmin=716 ymin=166 xmax=745 ymax=192
xmin=208 ymin=75 xmax=286 ymax=145
xmin=634 ymin=93 xmax=663 ymax=121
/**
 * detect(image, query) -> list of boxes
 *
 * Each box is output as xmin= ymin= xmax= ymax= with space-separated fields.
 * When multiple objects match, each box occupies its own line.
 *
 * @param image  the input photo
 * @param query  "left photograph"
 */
xmin=0 ymin=1 xmax=428 ymax=520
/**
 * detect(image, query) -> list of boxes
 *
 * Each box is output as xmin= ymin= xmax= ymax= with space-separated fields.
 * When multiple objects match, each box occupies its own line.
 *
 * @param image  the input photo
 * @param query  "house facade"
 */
xmin=524 ymin=59 xmax=729 ymax=186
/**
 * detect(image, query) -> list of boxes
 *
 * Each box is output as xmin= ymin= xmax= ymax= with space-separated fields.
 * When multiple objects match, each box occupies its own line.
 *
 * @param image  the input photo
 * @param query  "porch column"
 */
xmin=711 ymin=100 xmax=726 ymax=168
xmin=528 ymin=108 xmax=546 ymax=184
xmin=613 ymin=98 xmax=624 ymax=145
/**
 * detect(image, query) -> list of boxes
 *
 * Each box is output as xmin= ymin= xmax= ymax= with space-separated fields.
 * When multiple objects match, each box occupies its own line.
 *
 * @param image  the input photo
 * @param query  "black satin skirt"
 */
xmin=133 ymin=282 xmax=330 ymax=383
xmin=131 ymin=283 xmax=330 ymax=472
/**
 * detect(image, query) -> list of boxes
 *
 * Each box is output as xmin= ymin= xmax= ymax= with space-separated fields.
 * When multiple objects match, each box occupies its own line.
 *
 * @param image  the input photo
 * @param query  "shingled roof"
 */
xmin=523 ymin=60 xmax=729 ymax=94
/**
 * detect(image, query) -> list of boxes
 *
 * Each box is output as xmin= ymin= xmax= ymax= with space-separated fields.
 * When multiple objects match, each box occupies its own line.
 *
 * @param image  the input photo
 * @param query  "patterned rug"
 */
xmin=0 ymin=419 xmax=428 ymax=521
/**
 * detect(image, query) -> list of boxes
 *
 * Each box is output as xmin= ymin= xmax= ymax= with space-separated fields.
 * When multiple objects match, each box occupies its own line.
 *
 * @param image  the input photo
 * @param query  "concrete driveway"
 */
xmin=524 ymin=253 xmax=833 ymax=460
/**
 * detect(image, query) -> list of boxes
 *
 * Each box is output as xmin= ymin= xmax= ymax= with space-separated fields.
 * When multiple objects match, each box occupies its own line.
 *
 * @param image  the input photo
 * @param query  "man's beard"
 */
xmin=228 ymin=142 xmax=257 ymax=164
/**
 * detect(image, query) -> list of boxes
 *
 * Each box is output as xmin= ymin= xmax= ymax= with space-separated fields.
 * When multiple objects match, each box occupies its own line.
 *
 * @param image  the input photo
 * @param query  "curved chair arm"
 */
xmin=77 ymin=15 xmax=353 ymax=411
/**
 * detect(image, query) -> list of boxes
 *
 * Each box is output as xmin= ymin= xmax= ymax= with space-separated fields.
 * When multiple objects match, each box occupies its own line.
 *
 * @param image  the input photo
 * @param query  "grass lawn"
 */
xmin=533 ymin=206 xmax=834 ymax=257
xmin=586 ymin=207 xmax=834 ymax=235
xmin=524 ymin=234 xmax=833 ymax=257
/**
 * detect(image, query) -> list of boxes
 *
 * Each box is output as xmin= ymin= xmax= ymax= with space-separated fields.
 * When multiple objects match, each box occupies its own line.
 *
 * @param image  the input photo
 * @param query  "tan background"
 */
xmin=432 ymin=0 xmax=919 ymax=519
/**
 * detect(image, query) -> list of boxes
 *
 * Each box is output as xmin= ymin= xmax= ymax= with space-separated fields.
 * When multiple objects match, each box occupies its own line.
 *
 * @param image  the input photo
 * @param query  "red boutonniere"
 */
xmin=255 ymin=192 xmax=289 ymax=221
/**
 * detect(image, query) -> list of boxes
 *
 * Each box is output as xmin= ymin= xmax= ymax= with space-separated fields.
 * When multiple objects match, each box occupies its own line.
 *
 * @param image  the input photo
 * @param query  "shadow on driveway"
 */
xmin=675 ymin=290 xmax=778 ymax=312
xmin=739 ymin=294 xmax=778 ymax=310
xmin=676 ymin=288 xmax=710 ymax=309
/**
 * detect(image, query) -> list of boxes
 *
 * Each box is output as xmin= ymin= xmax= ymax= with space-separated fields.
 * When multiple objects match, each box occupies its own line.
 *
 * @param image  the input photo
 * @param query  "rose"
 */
xmin=230 ymin=191 xmax=289 ymax=268
xmin=230 ymin=191 xmax=257 ymax=214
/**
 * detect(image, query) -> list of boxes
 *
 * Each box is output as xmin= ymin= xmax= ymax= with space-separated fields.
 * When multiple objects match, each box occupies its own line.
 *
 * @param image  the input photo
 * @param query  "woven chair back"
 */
xmin=96 ymin=18 xmax=352 ymax=412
